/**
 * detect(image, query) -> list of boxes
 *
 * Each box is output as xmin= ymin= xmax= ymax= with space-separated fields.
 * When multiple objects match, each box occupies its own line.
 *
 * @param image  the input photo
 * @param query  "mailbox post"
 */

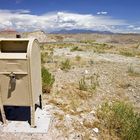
xmin=0 ymin=38 xmax=42 ymax=127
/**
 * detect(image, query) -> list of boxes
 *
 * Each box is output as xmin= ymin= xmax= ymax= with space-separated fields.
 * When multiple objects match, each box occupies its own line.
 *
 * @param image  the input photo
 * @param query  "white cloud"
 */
xmin=126 ymin=25 xmax=140 ymax=32
xmin=97 ymin=11 xmax=108 ymax=15
xmin=0 ymin=9 xmax=138 ymax=33
xmin=0 ymin=9 xmax=30 ymax=14
xmin=128 ymin=25 xmax=134 ymax=28
xmin=134 ymin=27 xmax=140 ymax=30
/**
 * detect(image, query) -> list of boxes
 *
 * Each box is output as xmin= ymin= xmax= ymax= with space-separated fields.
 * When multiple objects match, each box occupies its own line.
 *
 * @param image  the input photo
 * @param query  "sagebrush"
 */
xmin=42 ymin=67 xmax=55 ymax=93
xmin=60 ymin=59 xmax=71 ymax=71
xmin=97 ymin=101 xmax=140 ymax=140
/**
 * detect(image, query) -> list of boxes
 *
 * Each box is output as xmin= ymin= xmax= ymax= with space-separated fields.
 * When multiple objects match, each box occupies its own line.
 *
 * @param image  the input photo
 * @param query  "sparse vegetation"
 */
xmin=80 ymin=40 xmax=96 ymax=44
xmin=79 ymin=74 xmax=99 ymax=92
xmin=89 ymin=75 xmax=99 ymax=91
xmin=41 ymin=52 xmax=47 ymax=64
xmin=84 ymin=43 xmax=113 ymax=53
xmin=97 ymin=101 xmax=140 ymax=140
xmin=44 ymin=43 xmax=74 ymax=49
xmin=79 ymin=76 xmax=88 ymax=91
xmin=41 ymin=36 xmax=140 ymax=139
xmin=41 ymin=67 xmax=55 ymax=93
xmin=120 ymin=50 xmax=135 ymax=57
xmin=75 ymin=55 xmax=81 ymax=61
xmin=119 ymin=48 xmax=140 ymax=57
xmin=70 ymin=46 xmax=78 ymax=51
xmin=60 ymin=59 xmax=71 ymax=71
xmin=118 ymin=82 xmax=131 ymax=89
xmin=127 ymin=65 xmax=140 ymax=77
xmin=2 ymin=31 xmax=140 ymax=139
xmin=70 ymin=46 xmax=83 ymax=52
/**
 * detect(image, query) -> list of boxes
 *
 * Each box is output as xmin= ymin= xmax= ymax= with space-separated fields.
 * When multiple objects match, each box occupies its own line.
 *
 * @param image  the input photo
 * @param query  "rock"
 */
xmin=65 ymin=114 xmax=72 ymax=122
xmin=92 ymin=128 xmax=99 ymax=133
xmin=85 ymin=70 xmax=88 ymax=74
xmin=92 ymin=137 xmax=98 ymax=140
xmin=76 ymin=107 xmax=83 ymax=112
xmin=90 ymin=110 xmax=96 ymax=115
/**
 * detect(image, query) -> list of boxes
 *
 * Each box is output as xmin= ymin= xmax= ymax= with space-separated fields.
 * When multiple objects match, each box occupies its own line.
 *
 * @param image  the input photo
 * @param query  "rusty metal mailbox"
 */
xmin=0 ymin=38 xmax=42 ymax=127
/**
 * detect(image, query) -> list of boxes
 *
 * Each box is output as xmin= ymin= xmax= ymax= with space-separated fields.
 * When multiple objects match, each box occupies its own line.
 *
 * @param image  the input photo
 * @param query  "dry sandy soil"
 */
xmin=0 ymin=33 xmax=140 ymax=139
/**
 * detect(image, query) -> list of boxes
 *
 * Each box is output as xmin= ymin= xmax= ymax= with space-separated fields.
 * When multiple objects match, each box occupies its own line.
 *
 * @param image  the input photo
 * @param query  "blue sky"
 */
xmin=0 ymin=0 xmax=140 ymax=33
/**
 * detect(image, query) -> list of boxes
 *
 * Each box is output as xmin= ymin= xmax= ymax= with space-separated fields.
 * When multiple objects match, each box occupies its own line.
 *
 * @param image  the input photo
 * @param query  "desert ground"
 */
xmin=0 ymin=32 xmax=140 ymax=139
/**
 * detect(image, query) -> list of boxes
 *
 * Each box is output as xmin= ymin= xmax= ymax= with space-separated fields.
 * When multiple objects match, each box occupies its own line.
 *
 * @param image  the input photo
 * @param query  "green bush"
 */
xmin=70 ymin=46 xmax=79 ymax=52
xmin=41 ymin=67 xmax=55 ymax=93
xmin=120 ymin=50 xmax=135 ymax=57
xmin=97 ymin=101 xmax=140 ymax=140
xmin=70 ymin=46 xmax=83 ymax=52
xmin=80 ymin=40 xmax=96 ymax=44
xmin=60 ymin=59 xmax=71 ymax=72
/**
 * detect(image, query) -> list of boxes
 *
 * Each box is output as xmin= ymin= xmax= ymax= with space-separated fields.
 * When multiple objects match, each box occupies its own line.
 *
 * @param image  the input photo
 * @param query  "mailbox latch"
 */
xmin=9 ymin=72 xmax=16 ymax=91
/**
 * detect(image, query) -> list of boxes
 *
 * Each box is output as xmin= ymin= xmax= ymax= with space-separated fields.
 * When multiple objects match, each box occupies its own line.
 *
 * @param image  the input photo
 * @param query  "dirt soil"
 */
xmin=0 ymin=33 xmax=140 ymax=140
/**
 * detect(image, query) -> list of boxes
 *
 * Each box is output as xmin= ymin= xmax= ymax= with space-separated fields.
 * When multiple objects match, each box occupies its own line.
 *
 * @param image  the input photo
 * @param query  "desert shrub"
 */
xmin=46 ymin=51 xmax=54 ymax=63
xmin=75 ymin=55 xmax=81 ymax=61
xmin=88 ymin=59 xmax=94 ymax=65
xmin=41 ymin=67 xmax=55 ymax=93
xmin=70 ymin=46 xmax=79 ymax=51
xmin=60 ymin=59 xmax=71 ymax=71
xmin=128 ymin=65 xmax=140 ymax=77
xmin=79 ymin=74 xmax=99 ymax=92
xmin=88 ymin=43 xmax=110 ymax=53
xmin=80 ymin=40 xmax=96 ymax=44
xmin=40 ymin=45 xmax=44 ymax=50
xmin=119 ymin=48 xmax=140 ymax=57
xmin=79 ymin=76 xmax=88 ymax=91
xmin=70 ymin=46 xmax=83 ymax=52
xmin=97 ymin=101 xmax=140 ymax=140
xmin=135 ymin=43 xmax=140 ymax=49
xmin=89 ymin=75 xmax=99 ymax=90
xmin=41 ymin=52 xmax=47 ymax=64
xmin=101 ymin=43 xmax=107 ymax=47
xmin=120 ymin=50 xmax=135 ymax=57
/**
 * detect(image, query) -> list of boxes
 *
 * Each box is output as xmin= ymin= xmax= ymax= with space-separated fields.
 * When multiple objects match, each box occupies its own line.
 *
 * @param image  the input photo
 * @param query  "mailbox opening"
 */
xmin=4 ymin=106 xmax=30 ymax=122
xmin=0 ymin=41 xmax=28 ymax=53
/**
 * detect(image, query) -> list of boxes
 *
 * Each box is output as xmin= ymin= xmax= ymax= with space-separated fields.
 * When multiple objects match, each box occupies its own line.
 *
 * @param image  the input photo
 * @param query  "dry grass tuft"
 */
xmin=79 ymin=74 xmax=99 ymax=92
xmin=60 ymin=59 xmax=71 ymax=72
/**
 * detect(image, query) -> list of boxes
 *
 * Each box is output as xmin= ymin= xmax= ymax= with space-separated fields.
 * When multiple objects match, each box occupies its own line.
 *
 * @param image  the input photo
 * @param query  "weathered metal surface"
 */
xmin=0 ymin=38 xmax=42 ymax=127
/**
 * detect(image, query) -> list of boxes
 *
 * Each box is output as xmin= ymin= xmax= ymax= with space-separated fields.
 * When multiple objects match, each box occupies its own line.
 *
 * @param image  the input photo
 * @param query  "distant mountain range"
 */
xmin=50 ymin=29 xmax=113 ymax=34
